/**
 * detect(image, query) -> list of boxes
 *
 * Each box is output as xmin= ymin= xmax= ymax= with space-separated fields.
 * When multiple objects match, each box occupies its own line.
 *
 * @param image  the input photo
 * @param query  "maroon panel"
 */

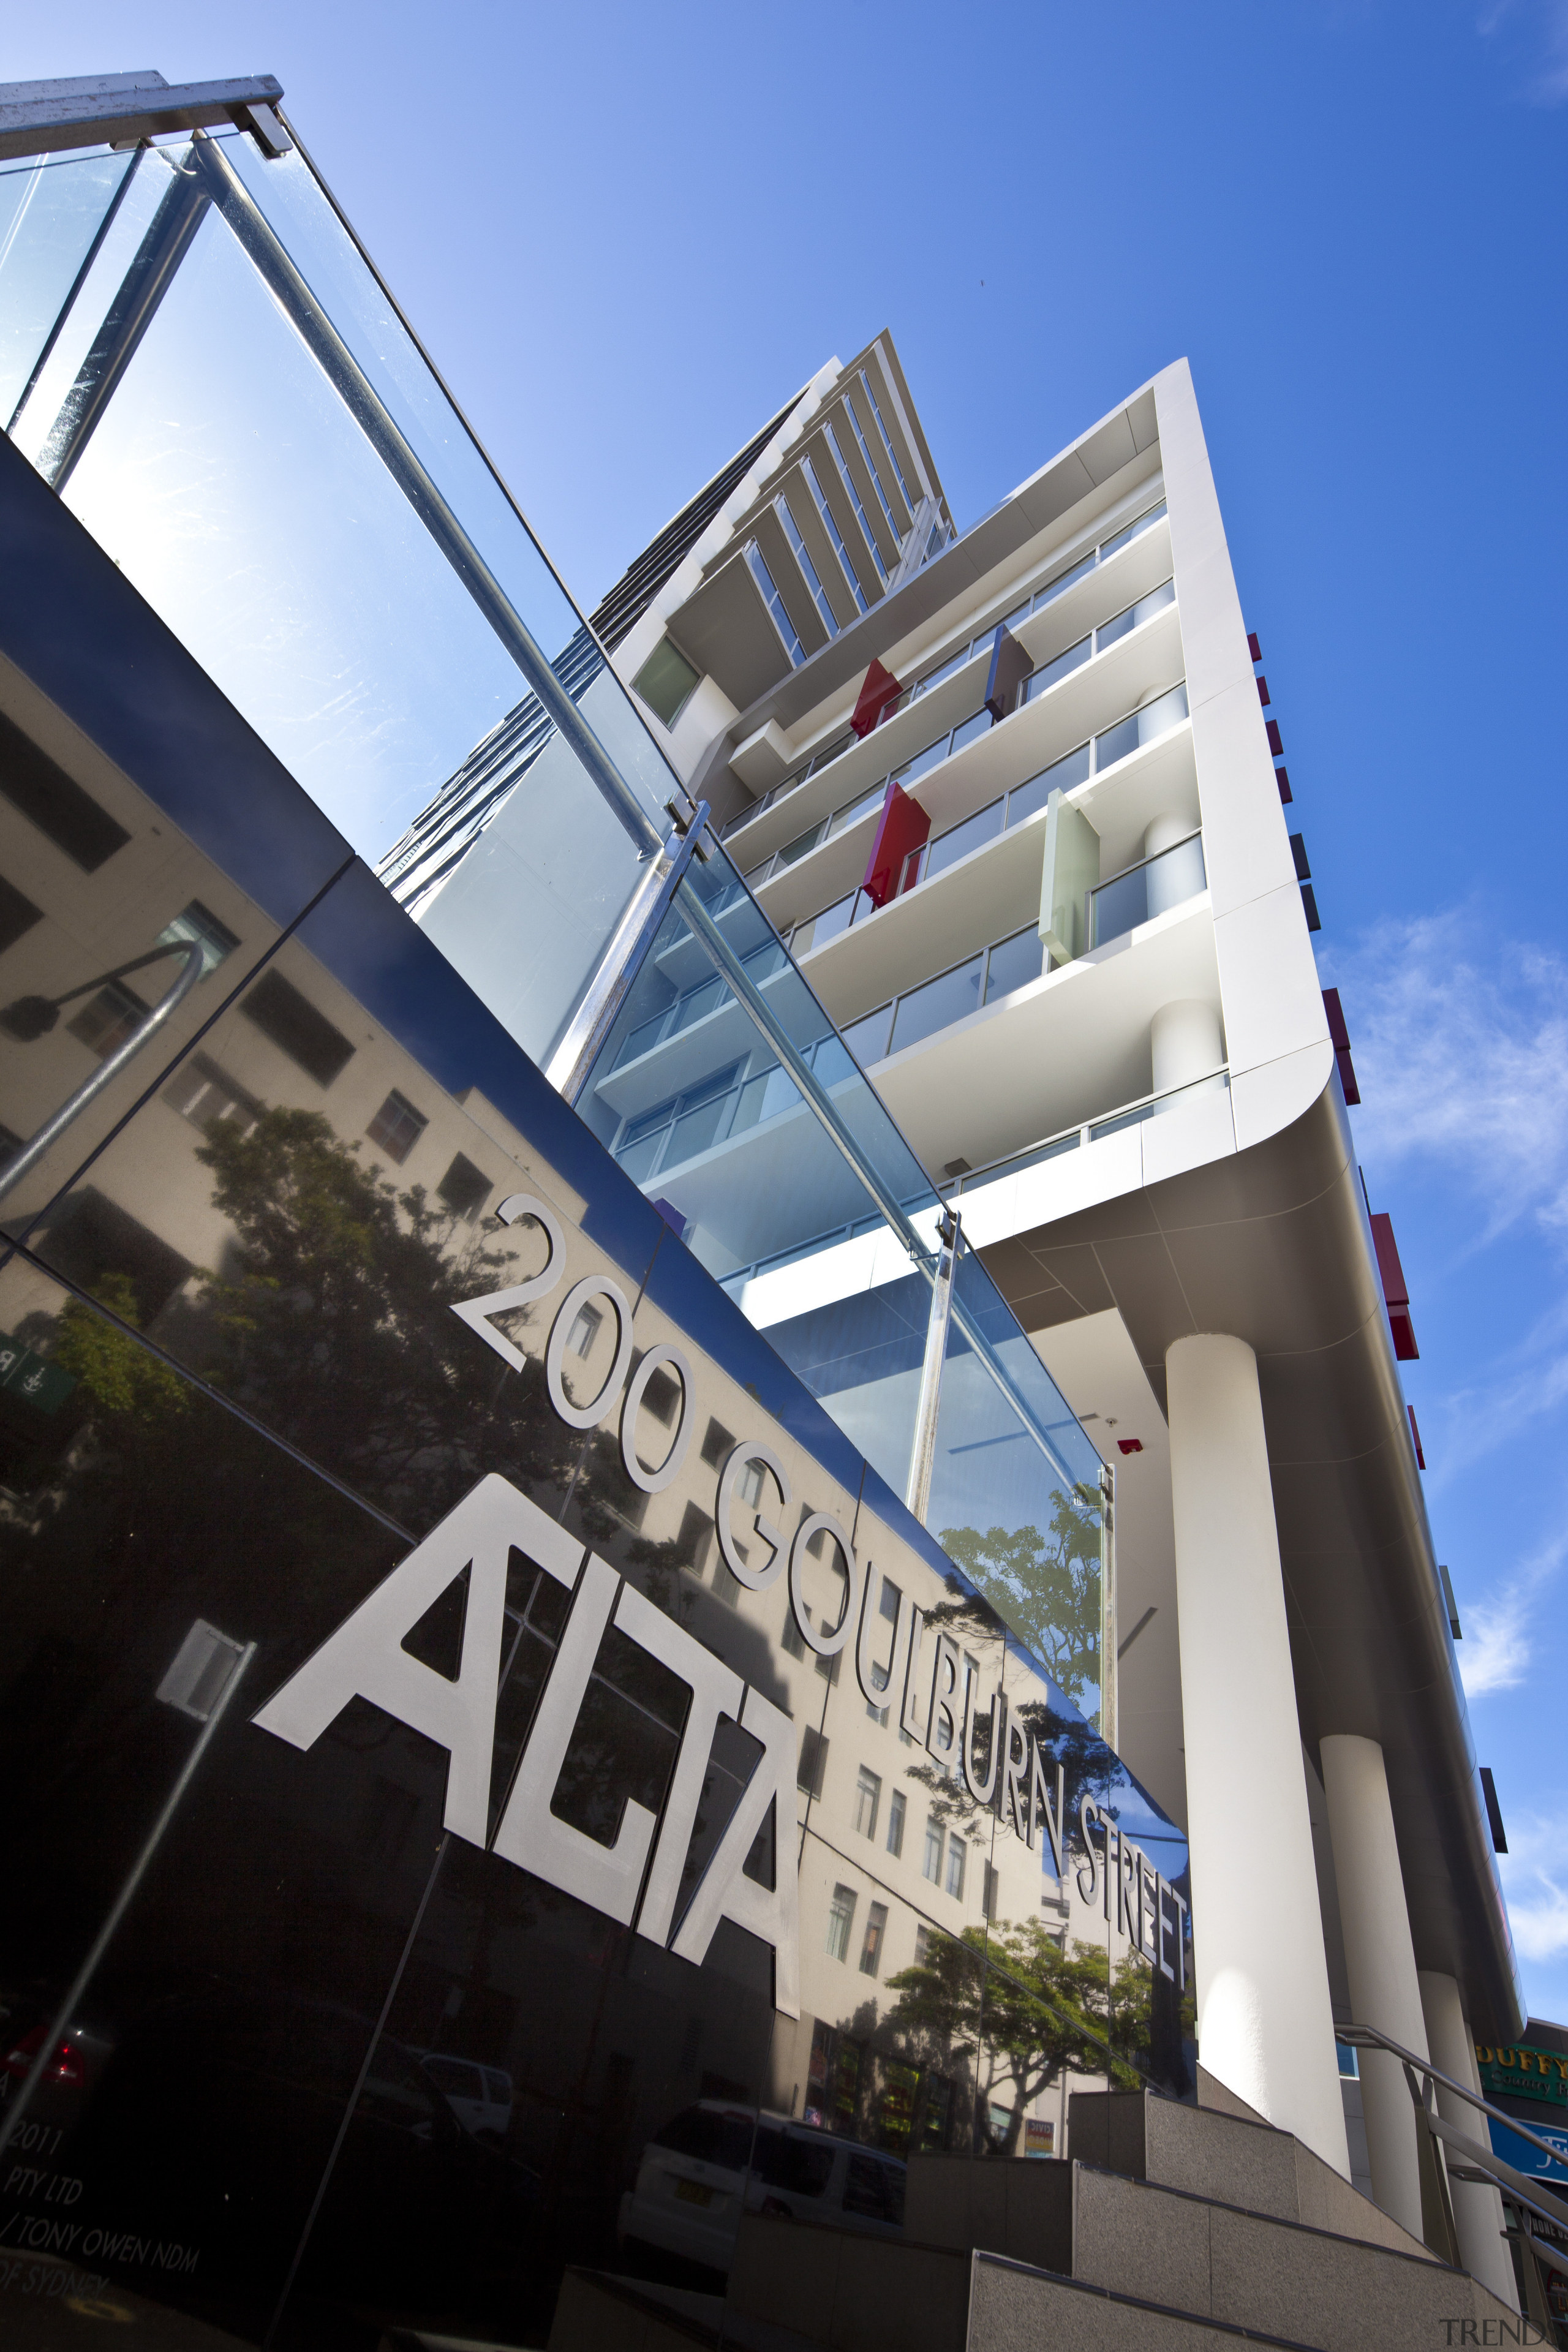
xmin=1390 ymin=1310 xmax=1420 ymax=1362
xmin=851 ymin=658 xmax=902 ymax=739
xmin=1370 ymin=1211 xmax=1411 ymax=1309
xmin=1335 ymin=1049 xmax=1362 ymax=1106
xmin=1322 ymin=987 xmax=1351 ymax=1052
xmin=1247 ymin=631 xmax=1262 ymax=663
xmin=1408 ymin=1405 xmax=1426 ymax=1470
xmin=1256 ymin=674 xmax=1270 ymax=706
xmin=861 ymin=780 xmax=930 ymax=909
xmin=1266 ymin=719 xmax=1284 ymax=758
xmin=1275 ymin=763 xmax=1293 ymax=802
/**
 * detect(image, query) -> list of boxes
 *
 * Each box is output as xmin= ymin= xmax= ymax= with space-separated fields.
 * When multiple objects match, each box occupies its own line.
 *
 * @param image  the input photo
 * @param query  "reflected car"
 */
xmin=0 ymin=1991 xmax=116 ymax=2141
xmin=618 ymin=2100 xmax=906 ymax=2275
xmin=413 ymin=2049 xmax=514 ymax=2145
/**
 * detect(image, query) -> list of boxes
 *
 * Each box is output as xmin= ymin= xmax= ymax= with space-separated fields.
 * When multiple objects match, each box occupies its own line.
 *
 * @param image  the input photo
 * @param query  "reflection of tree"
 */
xmin=50 ymin=1272 xmax=189 ymax=1425
xmin=192 ymin=1109 xmax=579 ymax=1526
xmin=886 ymin=1921 xmax=1144 ymax=2152
xmin=940 ymin=1483 xmax=1101 ymax=1706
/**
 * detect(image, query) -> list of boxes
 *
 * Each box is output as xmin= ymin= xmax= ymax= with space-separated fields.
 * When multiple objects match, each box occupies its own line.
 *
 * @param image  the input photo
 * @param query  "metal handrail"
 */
xmin=0 ymin=941 xmax=205 ymax=1206
xmin=1340 ymin=2019 xmax=1568 ymax=2260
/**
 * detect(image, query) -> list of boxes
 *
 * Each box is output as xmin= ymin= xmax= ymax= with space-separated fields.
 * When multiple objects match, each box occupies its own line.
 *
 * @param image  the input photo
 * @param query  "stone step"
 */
xmin=1068 ymin=2087 xmax=1436 ymax=2260
xmin=907 ymin=2152 xmax=1520 ymax=2351
xmin=968 ymin=2248 xmax=1327 ymax=2352
xmin=725 ymin=2212 xmax=968 ymax=2352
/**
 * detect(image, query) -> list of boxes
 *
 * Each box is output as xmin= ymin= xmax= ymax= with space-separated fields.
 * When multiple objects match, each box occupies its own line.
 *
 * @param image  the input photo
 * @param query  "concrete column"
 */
xmin=1419 ymin=1970 xmax=1519 ymax=2309
xmin=1320 ymin=1733 xmax=1428 ymax=2241
xmin=1150 ymin=999 xmax=1223 ymax=1099
xmin=1166 ymin=1333 xmax=1351 ymax=2175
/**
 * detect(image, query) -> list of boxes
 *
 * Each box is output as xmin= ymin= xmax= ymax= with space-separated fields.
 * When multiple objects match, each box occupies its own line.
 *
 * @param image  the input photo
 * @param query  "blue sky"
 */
xmin=11 ymin=2 xmax=1568 ymax=2020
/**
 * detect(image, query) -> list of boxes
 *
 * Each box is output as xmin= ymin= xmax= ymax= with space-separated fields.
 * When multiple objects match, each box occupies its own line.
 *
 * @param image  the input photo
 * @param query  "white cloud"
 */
xmin=1457 ymin=1529 xmax=1567 ymax=1700
xmin=1501 ymin=1808 xmax=1568 ymax=1963
xmin=1477 ymin=0 xmax=1568 ymax=103
xmin=1331 ymin=909 xmax=1568 ymax=1248
xmin=1461 ymin=1589 xmax=1534 ymax=1696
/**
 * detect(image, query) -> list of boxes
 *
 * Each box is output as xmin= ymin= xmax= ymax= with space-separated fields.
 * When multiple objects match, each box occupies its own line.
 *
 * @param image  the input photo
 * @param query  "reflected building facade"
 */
xmin=0 ymin=61 xmax=1535 ymax=2351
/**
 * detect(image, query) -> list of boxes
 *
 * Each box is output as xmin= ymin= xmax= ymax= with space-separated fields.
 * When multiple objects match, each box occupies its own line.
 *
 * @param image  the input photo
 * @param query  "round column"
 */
xmin=1319 ymin=1733 xmax=1429 ymax=2240
xmin=1150 ymin=999 xmax=1223 ymax=1104
xmin=1419 ymin=1969 xmax=1519 ymax=2309
xmin=1166 ymin=1333 xmax=1351 ymax=2175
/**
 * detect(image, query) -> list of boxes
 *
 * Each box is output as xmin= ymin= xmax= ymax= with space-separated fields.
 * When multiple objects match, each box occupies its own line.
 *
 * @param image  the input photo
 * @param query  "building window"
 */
xmin=922 ymin=1818 xmax=943 ymax=1883
xmin=162 ymin=1052 xmax=263 ymax=1139
xmin=67 ymin=979 xmax=146 ymax=1060
xmin=775 ymin=493 xmax=840 ymax=639
xmin=843 ymin=390 xmax=902 ymax=545
xmin=853 ymin=1766 xmax=881 ymax=1841
xmin=913 ymin=1923 xmax=932 ymax=1968
xmin=982 ymin=1861 xmax=1000 ymax=1922
xmin=782 ymin=1608 xmax=807 ymax=1662
xmin=566 ymin=1298 xmax=603 ymax=1359
xmin=886 ymin=1789 xmax=906 ymax=1859
xmin=826 ymin=1883 xmax=856 ymax=1962
xmin=240 ymin=970 xmax=355 ymax=1087
xmin=366 ymin=1089 xmax=428 ymax=1165
xmin=744 ymin=540 xmax=806 ymax=668
xmin=0 ymin=873 xmax=41 ymax=956
xmin=631 ymin=635 xmax=701 ymax=729
xmin=859 ymin=1901 xmax=888 ymax=1978
xmin=859 ymin=369 xmax=916 ymax=510
xmin=157 ymin=897 xmax=240 ymax=977
xmin=946 ymin=1835 xmax=967 ymax=1902
xmin=823 ymin=420 xmax=890 ymax=584
xmin=799 ymin=1725 xmax=828 ymax=1799
xmin=437 ymin=1152 xmax=489 ymax=1221
xmin=801 ymin=454 xmax=869 ymax=616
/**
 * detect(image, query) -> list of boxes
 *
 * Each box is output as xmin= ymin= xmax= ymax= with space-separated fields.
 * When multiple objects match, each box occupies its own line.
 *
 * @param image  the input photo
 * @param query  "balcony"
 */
xmin=780 ymin=681 xmax=1193 ymax=962
xmin=722 ymin=494 xmax=1169 ymax=843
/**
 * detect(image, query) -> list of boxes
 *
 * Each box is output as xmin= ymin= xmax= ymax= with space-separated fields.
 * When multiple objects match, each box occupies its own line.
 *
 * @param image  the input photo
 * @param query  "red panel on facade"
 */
xmin=861 ymin=780 xmax=930 ymax=909
xmin=1322 ymin=987 xmax=1351 ymax=1052
xmin=1266 ymin=719 xmax=1284 ymax=758
xmin=1335 ymin=1048 xmax=1361 ymax=1106
xmin=1247 ymin=631 xmax=1262 ymax=663
xmin=1275 ymin=764 xmax=1293 ymax=803
xmin=1256 ymin=675 xmax=1270 ymax=706
xmin=1408 ymin=1406 xmax=1426 ymax=1470
xmin=1371 ymin=1210 xmax=1420 ymax=1359
xmin=1370 ymin=1211 xmax=1410 ymax=1307
xmin=851 ymin=658 xmax=902 ymax=739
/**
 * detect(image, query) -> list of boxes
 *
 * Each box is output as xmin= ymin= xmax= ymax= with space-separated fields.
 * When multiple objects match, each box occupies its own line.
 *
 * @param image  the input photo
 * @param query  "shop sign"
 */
xmin=1477 ymin=2045 xmax=1568 ymax=2107
xmin=0 ymin=1330 xmax=75 ymax=1414
xmin=253 ymin=1193 xmax=1164 ymax=2018
xmin=1024 ymin=2118 xmax=1055 ymax=2158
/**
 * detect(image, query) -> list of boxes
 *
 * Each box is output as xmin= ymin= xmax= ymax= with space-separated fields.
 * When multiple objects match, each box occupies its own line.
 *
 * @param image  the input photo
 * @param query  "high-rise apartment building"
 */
xmin=0 ymin=69 xmax=1553 ymax=2349
xmin=391 ymin=339 xmax=1525 ymax=2284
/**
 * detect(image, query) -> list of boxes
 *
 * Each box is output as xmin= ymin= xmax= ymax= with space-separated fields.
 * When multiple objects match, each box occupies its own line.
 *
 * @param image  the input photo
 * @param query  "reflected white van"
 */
xmin=618 ymin=2100 xmax=906 ymax=2274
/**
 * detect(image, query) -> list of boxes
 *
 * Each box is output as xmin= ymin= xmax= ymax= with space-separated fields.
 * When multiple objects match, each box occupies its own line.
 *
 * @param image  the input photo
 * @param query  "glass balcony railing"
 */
xmin=721 ymin=497 xmax=1169 ymax=839
xmin=786 ymin=686 xmax=1193 ymax=954
xmin=948 ymin=1068 xmax=1232 ymax=1197
xmin=1087 ymin=828 xmax=1207 ymax=950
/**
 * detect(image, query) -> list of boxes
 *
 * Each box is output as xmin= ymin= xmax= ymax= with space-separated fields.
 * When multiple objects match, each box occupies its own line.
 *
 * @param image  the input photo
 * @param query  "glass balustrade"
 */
xmin=948 ymin=1068 xmax=1232 ymax=1196
xmin=1087 ymin=829 xmax=1207 ymax=949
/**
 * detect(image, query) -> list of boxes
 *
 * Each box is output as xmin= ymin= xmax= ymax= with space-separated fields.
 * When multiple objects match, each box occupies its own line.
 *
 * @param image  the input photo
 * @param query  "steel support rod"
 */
xmin=905 ymin=1208 xmax=959 ymax=1521
xmin=0 ymin=940 xmax=205 ymax=1205
xmin=676 ymin=878 xmax=1078 ymax=1496
xmin=190 ymin=132 xmax=662 ymax=863
xmin=545 ymin=802 xmax=710 ymax=1106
